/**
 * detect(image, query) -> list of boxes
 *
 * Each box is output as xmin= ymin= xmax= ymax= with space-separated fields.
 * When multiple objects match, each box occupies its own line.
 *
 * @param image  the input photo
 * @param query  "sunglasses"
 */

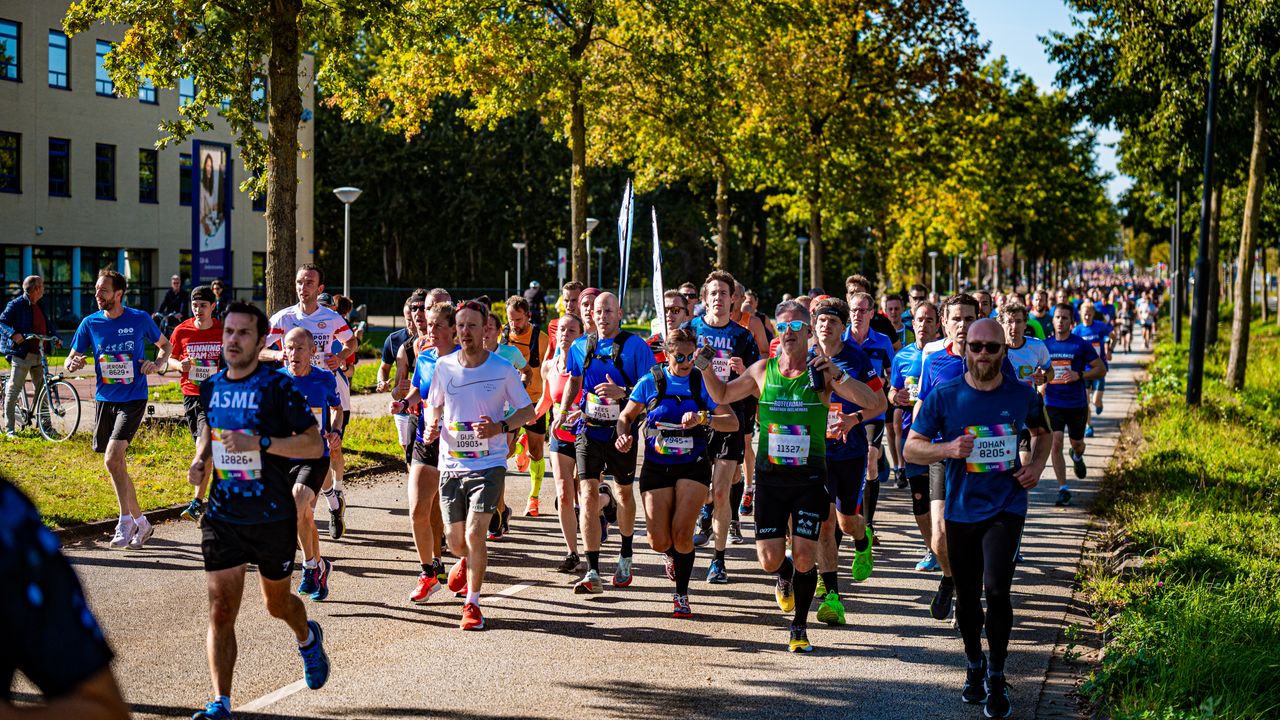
xmin=409 ymin=304 xmax=425 ymax=312
xmin=664 ymin=306 xmax=686 ymax=315
xmin=671 ymin=352 xmax=696 ymax=363
xmin=967 ymin=341 xmax=1004 ymax=355
xmin=457 ymin=300 xmax=488 ymax=313
xmin=775 ymin=320 xmax=810 ymax=333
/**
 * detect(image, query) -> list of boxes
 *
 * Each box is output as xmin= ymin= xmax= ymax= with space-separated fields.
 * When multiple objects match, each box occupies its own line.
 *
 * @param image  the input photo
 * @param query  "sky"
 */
xmin=963 ymin=0 xmax=1132 ymax=202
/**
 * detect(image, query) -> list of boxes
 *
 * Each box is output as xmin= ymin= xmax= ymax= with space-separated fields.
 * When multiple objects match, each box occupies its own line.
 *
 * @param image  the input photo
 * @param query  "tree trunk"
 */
xmin=569 ymin=86 xmax=588 ymax=284
xmin=715 ymin=166 xmax=730 ymax=270
xmin=808 ymin=191 xmax=824 ymax=293
xmin=265 ymin=0 xmax=302 ymax=315
xmin=1226 ymin=82 xmax=1269 ymax=389
xmin=1206 ymin=180 xmax=1224 ymax=345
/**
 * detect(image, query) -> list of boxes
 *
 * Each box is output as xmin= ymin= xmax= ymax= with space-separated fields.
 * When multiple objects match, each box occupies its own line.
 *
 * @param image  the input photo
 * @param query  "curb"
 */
xmin=54 ymin=461 xmax=403 ymax=543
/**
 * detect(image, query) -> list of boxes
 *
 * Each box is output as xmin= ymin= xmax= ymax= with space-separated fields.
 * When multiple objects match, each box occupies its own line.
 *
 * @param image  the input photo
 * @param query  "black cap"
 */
xmin=190 ymin=285 xmax=216 ymax=303
xmin=316 ymin=292 xmax=335 ymax=307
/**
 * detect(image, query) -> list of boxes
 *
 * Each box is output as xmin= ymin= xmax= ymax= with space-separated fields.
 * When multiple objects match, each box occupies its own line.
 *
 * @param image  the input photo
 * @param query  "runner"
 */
xmin=1043 ymin=303 xmax=1105 ymax=507
xmin=648 ymin=290 xmax=690 ymax=363
xmin=280 ymin=328 xmax=344 ymax=602
xmin=809 ymin=297 xmax=887 ymax=625
xmin=65 ymin=269 xmax=171 ymax=550
xmin=614 ymin=327 xmax=739 ymax=617
xmin=422 ymin=300 xmax=535 ymax=630
xmin=889 ymin=300 xmax=941 ymax=572
xmin=1028 ymin=290 xmax=1052 ymax=335
xmin=538 ymin=313 xmax=586 ymax=573
xmin=482 ymin=311 xmax=527 ymax=539
xmin=973 ymin=290 xmax=994 ymax=319
xmin=999 ymin=302 xmax=1051 ymax=465
xmin=700 ymin=299 xmax=884 ymax=652
xmin=880 ymin=292 xmax=910 ymax=487
xmin=188 ymin=302 xmax=329 ymax=720
xmin=903 ymin=318 xmax=1052 ymax=719
xmin=169 ymin=285 xmax=225 ymax=522
xmin=842 ymin=292 xmax=895 ymax=540
xmin=546 ymin=280 xmax=582 ymax=357
xmin=1115 ymin=295 xmax=1134 ymax=353
xmin=500 ymin=295 xmax=550 ymax=516
xmin=560 ymin=292 xmax=656 ymax=593
xmin=262 ymin=264 xmax=358 ymax=540
xmin=686 ymin=271 xmax=760 ymax=583
xmin=377 ymin=293 xmax=421 ymax=462
xmin=1073 ymin=301 xmax=1113 ymax=437
xmin=844 ymin=275 xmax=899 ymax=347
xmin=578 ymin=287 xmax=601 ymax=337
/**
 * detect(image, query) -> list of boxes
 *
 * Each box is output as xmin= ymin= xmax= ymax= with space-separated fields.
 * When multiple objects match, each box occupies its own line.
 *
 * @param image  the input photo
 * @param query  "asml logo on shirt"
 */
xmin=208 ymin=390 xmax=262 ymax=410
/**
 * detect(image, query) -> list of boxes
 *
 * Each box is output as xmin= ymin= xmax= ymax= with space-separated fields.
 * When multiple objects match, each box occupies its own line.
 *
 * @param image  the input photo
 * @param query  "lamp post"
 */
xmin=513 ymin=242 xmax=527 ymax=295
xmin=595 ymin=246 xmax=605 ymax=289
xmin=1188 ymin=0 xmax=1225 ymax=406
xmin=332 ymin=186 xmax=362 ymax=298
xmin=928 ymin=251 xmax=939 ymax=293
xmin=585 ymin=217 xmax=599 ymax=285
xmin=797 ymin=236 xmax=809 ymax=297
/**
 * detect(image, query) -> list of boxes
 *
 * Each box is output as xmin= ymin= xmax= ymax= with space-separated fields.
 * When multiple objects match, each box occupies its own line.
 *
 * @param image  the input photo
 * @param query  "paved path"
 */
xmin=52 ymin=351 xmax=1148 ymax=719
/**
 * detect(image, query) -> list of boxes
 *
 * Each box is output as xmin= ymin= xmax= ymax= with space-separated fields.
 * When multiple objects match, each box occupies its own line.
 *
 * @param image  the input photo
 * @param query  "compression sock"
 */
xmin=621 ymin=534 xmax=634 ymax=559
xmin=586 ymin=551 xmax=600 ymax=573
xmin=776 ymin=556 xmax=794 ymax=582
xmin=674 ymin=550 xmax=695 ymax=595
xmin=730 ymin=481 xmax=744 ymax=522
xmin=834 ymin=527 xmax=844 ymax=551
xmin=792 ymin=568 xmax=818 ymax=625
xmin=864 ymin=480 xmax=880 ymax=526
xmin=822 ymin=571 xmax=839 ymax=596
xmin=529 ymin=458 xmax=545 ymax=497
xmin=715 ymin=549 xmax=726 ymax=564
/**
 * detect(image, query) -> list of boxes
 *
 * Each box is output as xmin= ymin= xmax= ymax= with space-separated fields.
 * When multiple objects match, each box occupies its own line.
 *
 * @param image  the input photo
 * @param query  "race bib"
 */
xmin=767 ymin=424 xmax=811 ymax=466
xmin=654 ymin=433 xmax=695 ymax=456
xmin=310 ymin=407 xmax=325 ymax=428
xmin=447 ymin=421 xmax=490 ymax=458
xmin=711 ymin=356 xmax=732 ymax=382
xmin=584 ymin=392 xmax=620 ymax=423
xmin=826 ymin=403 xmax=843 ymax=440
xmin=906 ymin=376 xmax=921 ymax=402
xmin=964 ymin=424 xmax=1018 ymax=472
xmin=98 ymin=354 xmax=134 ymax=384
xmin=211 ymin=429 xmax=263 ymax=481
xmin=310 ymin=352 xmax=329 ymax=370
xmin=1092 ymin=342 xmax=1103 ymax=357
xmin=189 ymin=359 xmax=218 ymax=383
xmin=1050 ymin=359 xmax=1072 ymax=384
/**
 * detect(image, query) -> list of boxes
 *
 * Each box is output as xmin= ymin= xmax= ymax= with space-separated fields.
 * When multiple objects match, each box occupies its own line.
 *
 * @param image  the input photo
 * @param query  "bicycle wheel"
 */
xmin=36 ymin=379 xmax=82 ymax=442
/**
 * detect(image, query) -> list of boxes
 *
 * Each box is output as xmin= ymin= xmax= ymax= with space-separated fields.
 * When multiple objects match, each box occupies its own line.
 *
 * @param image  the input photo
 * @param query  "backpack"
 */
xmin=501 ymin=323 xmax=541 ymax=368
xmin=582 ymin=330 xmax=635 ymax=388
xmin=644 ymin=366 xmax=710 ymax=442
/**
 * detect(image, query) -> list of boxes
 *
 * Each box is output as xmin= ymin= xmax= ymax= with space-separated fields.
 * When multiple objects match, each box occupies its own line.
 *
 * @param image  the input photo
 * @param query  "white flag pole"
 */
xmin=651 ymin=207 xmax=665 ymax=334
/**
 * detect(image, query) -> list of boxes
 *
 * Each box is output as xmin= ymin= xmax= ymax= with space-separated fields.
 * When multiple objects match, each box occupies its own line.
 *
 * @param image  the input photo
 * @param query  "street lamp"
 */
xmin=928 ymin=251 xmax=939 ymax=293
xmin=796 ymin=236 xmax=809 ymax=297
xmin=595 ymin=246 xmax=605 ymax=289
xmin=585 ymin=217 xmax=599 ymax=285
xmin=513 ymin=242 xmax=527 ymax=295
xmin=333 ymin=186 xmax=362 ymax=298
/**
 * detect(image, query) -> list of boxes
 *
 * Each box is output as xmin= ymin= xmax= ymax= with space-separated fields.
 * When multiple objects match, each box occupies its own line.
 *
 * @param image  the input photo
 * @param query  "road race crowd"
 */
xmin=1 ymin=262 xmax=1163 ymax=719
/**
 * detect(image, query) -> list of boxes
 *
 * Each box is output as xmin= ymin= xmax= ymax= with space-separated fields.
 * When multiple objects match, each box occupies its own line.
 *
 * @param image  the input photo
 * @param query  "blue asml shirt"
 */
xmin=629 ymin=368 xmax=716 ymax=465
xmin=200 ymin=364 xmax=317 ymax=525
xmin=280 ymin=367 xmax=340 ymax=457
xmin=567 ymin=333 xmax=656 ymax=442
xmin=69 ymin=307 xmax=161 ymax=402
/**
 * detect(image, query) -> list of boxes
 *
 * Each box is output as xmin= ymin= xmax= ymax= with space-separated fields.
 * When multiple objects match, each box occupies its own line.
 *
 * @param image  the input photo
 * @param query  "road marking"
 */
xmin=492 ymin=581 xmax=536 ymax=599
xmin=239 ymin=679 xmax=307 ymax=712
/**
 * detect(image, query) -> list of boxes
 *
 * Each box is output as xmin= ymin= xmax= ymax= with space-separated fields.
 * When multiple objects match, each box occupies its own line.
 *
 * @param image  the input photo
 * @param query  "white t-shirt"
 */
xmin=921 ymin=338 xmax=947 ymax=367
xmin=1006 ymin=336 xmax=1051 ymax=387
xmin=268 ymin=304 xmax=356 ymax=410
xmin=427 ymin=351 xmax=532 ymax=473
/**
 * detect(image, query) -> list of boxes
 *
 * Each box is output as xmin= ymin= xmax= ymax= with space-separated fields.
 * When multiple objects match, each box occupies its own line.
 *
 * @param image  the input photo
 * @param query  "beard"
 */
xmin=971 ymin=357 xmax=1002 ymax=382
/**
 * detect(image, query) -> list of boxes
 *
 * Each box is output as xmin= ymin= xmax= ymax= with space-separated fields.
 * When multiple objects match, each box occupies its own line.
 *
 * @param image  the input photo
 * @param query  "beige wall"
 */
xmin=0 ymin=0 xmax=315 ymax=297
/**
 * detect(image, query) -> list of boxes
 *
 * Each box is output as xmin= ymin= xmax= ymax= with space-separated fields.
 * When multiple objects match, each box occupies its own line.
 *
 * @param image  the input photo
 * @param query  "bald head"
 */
xmin=22 ymin=275 xmax=44 ymax=302
xmin=594 ymin=292 xmax=621 ymax=337
xmin=967 ymin=318 xmax=1004 ymax=345
xmin=282 ymin=326 xmax=316 ymax=372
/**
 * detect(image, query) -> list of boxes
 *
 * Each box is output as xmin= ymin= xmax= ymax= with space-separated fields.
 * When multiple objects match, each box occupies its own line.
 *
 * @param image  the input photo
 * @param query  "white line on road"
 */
xmin=491 ymin=581 xmax=536 ymax=599
xmin=239 ymin=679 xmax=307 ymax=713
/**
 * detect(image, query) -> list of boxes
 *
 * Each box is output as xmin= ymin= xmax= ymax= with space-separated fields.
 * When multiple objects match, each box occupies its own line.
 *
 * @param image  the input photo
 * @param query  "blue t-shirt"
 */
xmin=280 ymin=367 xmax=340 ymax=457
xmin=199 ymin=364 xmax=318 ymax=525
xmin=1072 ymin=321 xmax=1113 ymax=368
xmin=911 ymin=374 xmax=1048 ymax=523
xmin=1042 ymin=334 xmax=1099 ymax=408
xmin=918 ymin=345 xmax=1018 ymax=402
xmin=822 ymin=343 xmax=880 ymax=461
xmin=381 ymin=328 xmax=411 ymax=366
xmin=629 ymin=368 xmax=716 ymax=465
xmin=567 ymin=333 xmax=656 ymax=441
xmin=683 ymin=315 xmax=760 ymax=422
xmin=891 ymin=344 xmax=928 ymax=476
xmin=842 ymin=328 xmax=894 ymax=421
xmin=412 ymin=344 xmax=458 ymax=442
xmin=1094 ymin=303 xmax=1116 ymax=323
xmin=69 ymin=307 xmax=161 ymax=402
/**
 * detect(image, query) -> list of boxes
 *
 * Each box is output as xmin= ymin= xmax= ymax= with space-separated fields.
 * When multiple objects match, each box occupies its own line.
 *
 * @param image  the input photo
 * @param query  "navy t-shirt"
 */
xmin=280 ymin=367 xmax=341 ymax=457
xmin=200 ymin=363 xmax=317 ymax=525
xmin=684 ymin=315 xmax=760 ymax=423
xmin=842 ymin=328 xmax=895 ymax=421
xmin=629 ymin=368 xmax=716 ymax=465
xmin=1 ymin=480 xmax=113 ymax=701
xmin=912 ymin=375 xmax=1049 ymax=523
xmin=822 ymin=343 xmax=881 ymax=460
xmin=1042 ymin=334 xmax=1099 ymax=408
xmin=69 ymin=307 xmax=162 ymax=402
xmin=566 ymin=333 xmax=656 ymax=442
xmin=381 ymin=327 xmax=412 ymax=366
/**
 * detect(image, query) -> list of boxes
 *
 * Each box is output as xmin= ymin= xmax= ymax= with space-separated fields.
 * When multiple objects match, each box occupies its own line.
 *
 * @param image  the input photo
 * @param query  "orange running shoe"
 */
xmin=447 ymin=557 xmax=468 ymax=594
xmin=460 ymin=602 xmax=485 ymax=630
xmin=409 ymin=573 xmax=441 ymax=604
xmin=525 ymin=497 xmax=540 ymax=517
xmin=514 ymin=431 xmax=530 ymax=473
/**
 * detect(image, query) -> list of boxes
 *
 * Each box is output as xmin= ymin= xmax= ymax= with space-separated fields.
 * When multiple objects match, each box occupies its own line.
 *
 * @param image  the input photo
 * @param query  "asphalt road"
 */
xmin=48 ymin=351 xmax=1147 ymax=720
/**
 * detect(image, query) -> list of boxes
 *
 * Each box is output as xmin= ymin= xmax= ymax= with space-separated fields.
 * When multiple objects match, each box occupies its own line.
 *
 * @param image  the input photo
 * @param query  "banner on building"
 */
xmin=192 ymin=141 xmax=232 ymax=286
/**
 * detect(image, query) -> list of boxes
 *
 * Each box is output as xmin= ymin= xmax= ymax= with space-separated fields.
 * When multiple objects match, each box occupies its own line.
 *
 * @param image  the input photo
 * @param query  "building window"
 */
xmin=251 ymin=76 xmax=266 ymax=121
xmin=122 ymin=249 xmax=155 ymax=311
xmin=138 ymin=77 xmax=156 ymax=104
xmin=95 ymin=143 xmax=116 ymax=200
xmin=48 ymin=30 xmax=68 ymax=89
xmin=48 ymin=138 xmax=70 ymax=197
xmin=179 ymin=76 xmax=195 ymax=105
xmin=252 ymin=252 xmax=266 ymax=300
xmin=0 ymin=132 xmax=19 ymax=194
xmin=138 ymin=148 xmax=157 ymax=203
xmin=179 ymin=152 xmax=192 ymax=206
xmin=0 ymin=20 xmax=18 ymax=82
xmin=251 ymin=177 xmax=266 ymax=212
xmin=2 ymin=245 xmax=22 ymax=295
xmin=179 ymin=249 xmax=192 ymax=287
xmin=95 ymin=40 xmax=113 ymax=96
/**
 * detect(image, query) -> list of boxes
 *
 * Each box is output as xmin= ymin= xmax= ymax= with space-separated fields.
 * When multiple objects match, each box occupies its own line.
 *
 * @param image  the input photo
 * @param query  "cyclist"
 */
xmin=2 ymin=275 xmax=61 ymax=438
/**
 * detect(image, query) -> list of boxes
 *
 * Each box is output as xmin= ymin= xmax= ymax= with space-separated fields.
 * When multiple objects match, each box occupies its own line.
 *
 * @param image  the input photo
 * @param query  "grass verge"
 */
xmin=1081 ymin=320 xmax=1280 ymax=720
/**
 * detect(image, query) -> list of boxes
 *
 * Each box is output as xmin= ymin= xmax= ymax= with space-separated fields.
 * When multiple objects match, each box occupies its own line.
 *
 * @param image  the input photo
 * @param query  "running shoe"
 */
xmin=409 ymin=572 xmax=441 ymax=604
xmin=108 ymin=517 xmax=135 ymax=549
xmin=525 ymin=497 xmax=540 ymax=517
xmin=814 ymin=573 xmax=828 ymax=599
xmin=662 ymin=552 xmax=675 ymax=581
xmin=1055 ymin=486 xmax=1073 ymax=507
xmin=460 ymin=602 xmax=485 ymax=631
xmin=894 ymin=468 xmax=908 ymax=489
xmin=128 ymin=515 xmax=154 ymax=550
xmin=298 ymin=620 xmax=330 ymax=690
xmin=788 ymin=625 xmax=813 ymax=653
xmin=705 ymin=558 xmax=728 ymax=584
xmin=191 ymin=700 xmax=233 ymax=719
xmin=487 ymin=510 xmax=504 ymax=540
xmin=310 ymin=558 xmax=332 ymax=601
xmin=1084 ymin=424 xmax=1095 ymax=438
xmin=1015 ymin=551 xmax=1025 ymax=563
xmin=851 ymin=528 xmax=874 ymax=582
xmin=775 ymin=576 xmax=795 ymax=613
xmin=930 ymin=579 xmax=955 ymax=620
xmin=181 ymin=498 xmax=205 ymax=521
xmin=692 ymin=505 xmax=713 ymax=547
xmin=915 ymin=550 xmax=940 ymax=572
xmin=1094 ymin=403 xmax=1103 ymax=416
xmin=672 ymin=593 xmax=692 ymax=618
xmin=961 ymin=655 xmax=988 ymax=704
xmin=815 ymin=592 xmax=846 ymax=626
xmin=298 ymin=566 xmax=318 ymax=596
xmin=574 ymin=569 xmax=604 ymax=594
xmin=447 ymin=557 xmax=469 ymax=594
xmin=727 ymin=521 xmax=744 ymax=545
xmin=738 ymin=488 xmax=754 ymax=516
xmin=613 ymin=556 xmax=634 ymax=587
xmin=556 ymin=552 xmax=582 ymax=574
xmin=328 ymin=491 xmax=346 ymax=540
xmin=984 ymin=673 xmax=1011 ymax=718
xmin=500 ymin=506 xmax=511 ymax=535
xmin=514 ymin=431 xmax=530 ymax=473
xmin=1071 ymin=451 xmax=1087 ymax=479
xmin=599 ymin=483 xmax=618 ymax=524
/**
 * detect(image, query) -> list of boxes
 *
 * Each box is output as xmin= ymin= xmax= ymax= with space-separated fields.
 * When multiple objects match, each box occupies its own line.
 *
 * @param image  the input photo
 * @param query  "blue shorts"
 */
xmin=1089 ymin=377 xmax=1106 ymax=393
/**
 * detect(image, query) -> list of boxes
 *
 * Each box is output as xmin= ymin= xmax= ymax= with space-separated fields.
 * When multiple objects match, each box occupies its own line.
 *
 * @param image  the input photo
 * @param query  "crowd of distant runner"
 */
xmin=1 ymin=262 xmax=1164 ymax=719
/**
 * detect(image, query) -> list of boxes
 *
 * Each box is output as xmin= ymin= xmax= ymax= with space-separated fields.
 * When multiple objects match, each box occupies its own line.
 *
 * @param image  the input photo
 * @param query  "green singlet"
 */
xmin=754 ymin=357 xmax=829 ymax=468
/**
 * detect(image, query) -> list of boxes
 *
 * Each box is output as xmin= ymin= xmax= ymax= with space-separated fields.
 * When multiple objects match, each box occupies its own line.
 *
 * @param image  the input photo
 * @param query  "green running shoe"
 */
xmin=851 ymin=527 xmax=875 ymax=582
xmin=815 ymin=592 xmax=846 ymax=625
xmin=814 ymin=573 xmax=828 ymax=599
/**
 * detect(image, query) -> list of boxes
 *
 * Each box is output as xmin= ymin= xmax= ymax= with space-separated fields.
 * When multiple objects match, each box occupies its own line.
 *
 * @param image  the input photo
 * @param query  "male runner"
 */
xmin=1072 ymin=301 xmax=1113 ymax=436
xmin=889 ymin=301 xmax=940 ymax=571
xmin=905 ymin=318 xmax=1051 ymax=718
xmin=171 ymin=285 xmax=225 ymax=521
xmin=880 ymin=292 xmax=911 ymax=487
xmin=500 ymin=295 xmax=550 ymax=515
xmin=482 ymin=312 xmax=527 ymax=539
xmin=423 ymin=301 xmax=535 ymax=630
xmin=686 ymin=271 xmax=760 ymax=582
xmin=973 ymin=290 xmax=994 ymax=319
xmin=546 ymin=280 xmax=583 ymax=358
xmin=188 ymin=302 xmax=329 ymax=719
xmin=66 ymin=269 xmax=171 ymax=549
xmin=648 ymin=290 xmax=690 ymax=363
xmin=377 ymin=293 xmax=421 ymax=461
xmin=843 ymin=292 xmax=895 ymax=538
xmin=845 ymin=275 xmax=899 ymax=346
xmin=999 ymin=302 xmax=1051 ymax=464
xmin=262 ymin=264 xmax=358 ymax=539
xmin=1044 ymin=303 xmax=1105 ymax=506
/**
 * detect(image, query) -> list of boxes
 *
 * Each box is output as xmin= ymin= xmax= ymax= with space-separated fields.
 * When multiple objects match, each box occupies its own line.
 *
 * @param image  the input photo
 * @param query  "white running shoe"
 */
xmin=109 ymin=516 xmax=136 ymax=549
xmin=128 ymin=515 xmax=154 ymax=550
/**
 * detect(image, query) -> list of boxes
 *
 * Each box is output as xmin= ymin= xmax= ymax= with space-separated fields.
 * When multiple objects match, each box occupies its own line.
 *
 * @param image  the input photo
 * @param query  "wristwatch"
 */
xmin=259 ymin=435 xmax=272 ymax=451
xmin=500 ymin=420 xmax=510 ymax=433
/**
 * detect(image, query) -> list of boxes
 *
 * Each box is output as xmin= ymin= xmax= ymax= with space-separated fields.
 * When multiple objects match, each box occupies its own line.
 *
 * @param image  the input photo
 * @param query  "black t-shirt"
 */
xmin=1 ymin=480 xmax=114 ymax=701
xmin=871 ymin=313 xmax=898 ymax=345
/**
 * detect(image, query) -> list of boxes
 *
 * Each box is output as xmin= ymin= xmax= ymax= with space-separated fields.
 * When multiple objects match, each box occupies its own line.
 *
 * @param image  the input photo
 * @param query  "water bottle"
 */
xmin=807 ymin=347 xmax=824 ymax=390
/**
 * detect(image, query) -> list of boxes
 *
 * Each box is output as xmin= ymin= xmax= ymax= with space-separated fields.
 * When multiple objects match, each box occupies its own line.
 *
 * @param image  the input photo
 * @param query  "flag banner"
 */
xmin=651 ymin=207 xmax=665 ymax=334
xmin=617 ymin=180 xmax=635 ymax=299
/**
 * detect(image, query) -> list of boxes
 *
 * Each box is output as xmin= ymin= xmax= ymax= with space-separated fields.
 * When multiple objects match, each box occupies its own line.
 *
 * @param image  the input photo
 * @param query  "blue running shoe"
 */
xmin=310 ymin=558 xmax=332 ymax=601
xmin=192 ymin=700 xmax=233 ymax=719
xmin=706 ymin=558 xmax=728 ymax=584
xmin=915 ymin=550 xmax=940 ymax=572
xmin=1084 ymin=425 xmax=1095 ymax=438
xmin=298 ymin=620 xmax=330 ymax=690
xmin=1055 ymin=486 xmax=1073 ymax=506
xmin=692 ymin=504 xmax=713 ymax=547
xmin=298 ymin=566 xmax=317 ymax=596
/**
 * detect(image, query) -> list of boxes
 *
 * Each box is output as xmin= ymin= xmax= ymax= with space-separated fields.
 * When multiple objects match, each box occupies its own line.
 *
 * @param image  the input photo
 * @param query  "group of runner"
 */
xmin=45 ymin=262 xmax=1163 ymax=719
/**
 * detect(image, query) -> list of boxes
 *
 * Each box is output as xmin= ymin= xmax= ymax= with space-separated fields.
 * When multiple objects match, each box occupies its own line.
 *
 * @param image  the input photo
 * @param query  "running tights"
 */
xmin=946 ymin=512 xmax=1025 ymax=672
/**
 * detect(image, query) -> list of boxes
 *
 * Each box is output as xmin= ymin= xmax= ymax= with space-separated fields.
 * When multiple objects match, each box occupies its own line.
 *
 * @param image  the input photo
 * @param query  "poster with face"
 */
xmin=192 ymin=142 xmax=232 ymax=285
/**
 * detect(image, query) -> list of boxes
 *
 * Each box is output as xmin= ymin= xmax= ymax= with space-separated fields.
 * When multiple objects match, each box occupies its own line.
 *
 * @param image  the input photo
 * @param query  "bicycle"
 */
xmin=1 ymin=334 xmax=82 ymax=442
